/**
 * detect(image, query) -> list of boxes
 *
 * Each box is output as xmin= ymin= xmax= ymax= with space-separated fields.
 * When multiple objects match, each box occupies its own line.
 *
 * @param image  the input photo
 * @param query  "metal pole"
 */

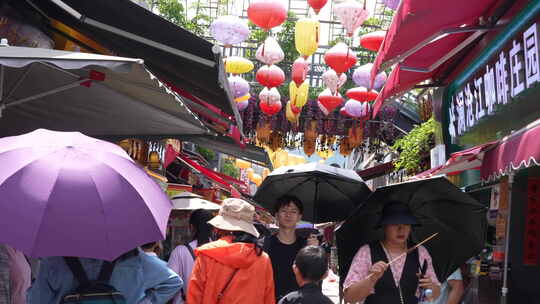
xmin=501 ymin=173 xmax=514 ymax=304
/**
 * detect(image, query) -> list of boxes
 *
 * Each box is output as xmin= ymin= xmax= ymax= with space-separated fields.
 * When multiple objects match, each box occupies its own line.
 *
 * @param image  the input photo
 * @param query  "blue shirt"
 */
xmin=27 ymin=250 xmax=182 ymax=304
xmin=422 ymin=269 xmax=462 ymax=304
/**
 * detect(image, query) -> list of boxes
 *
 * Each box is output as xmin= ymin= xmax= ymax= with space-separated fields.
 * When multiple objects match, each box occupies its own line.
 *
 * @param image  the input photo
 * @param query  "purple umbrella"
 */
xmin=0 ymin=129 xmax=172 ymax=261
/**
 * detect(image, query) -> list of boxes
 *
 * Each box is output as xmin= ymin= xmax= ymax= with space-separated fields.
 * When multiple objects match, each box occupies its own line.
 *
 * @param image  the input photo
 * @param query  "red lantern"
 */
xmin=259 ymin=87 xmax=282 ymax=115
xmin=291 ymin=103 xmax=302 ymax=114
xmin=292 ymin=57 xmax=309 ymax=86
xmin=247 ymin=0 xmax=287 ymax=30
xmin=318 ymin=88 xmax=343 ymax=113
xmin=256 ymin=65 xmax=285 ymax=88
xmin=360 ymin=31 xmax=386 ymax=52
xmin=346 ymin=87 xmax=379 ymax=102
xmin=324 ymin=42 xmax=357 ymax=74
xmin=307 ymin=0 xmax=328 ymax=14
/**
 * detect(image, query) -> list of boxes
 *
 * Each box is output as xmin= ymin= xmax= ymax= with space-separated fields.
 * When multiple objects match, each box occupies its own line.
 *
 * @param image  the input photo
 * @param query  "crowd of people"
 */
xmin=0 ymin=196 xmax=464 ymax=304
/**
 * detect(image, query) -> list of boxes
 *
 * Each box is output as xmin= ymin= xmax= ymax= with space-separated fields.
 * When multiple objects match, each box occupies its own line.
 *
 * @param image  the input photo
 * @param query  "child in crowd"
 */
xmin=278 ymin=245 xmax=333 ymax=304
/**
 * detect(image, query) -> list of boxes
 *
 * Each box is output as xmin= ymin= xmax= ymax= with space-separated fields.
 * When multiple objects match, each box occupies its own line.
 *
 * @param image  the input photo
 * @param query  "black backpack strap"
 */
xmin=64 ymin=257 xmax=90 ymax=287
xmin=217 ymin=268 xmax=239 ymax=302
xmin=97 ymin=260 xmax=116 ymax=283
xmin=184 ymin=244 xmax=196 ymax=260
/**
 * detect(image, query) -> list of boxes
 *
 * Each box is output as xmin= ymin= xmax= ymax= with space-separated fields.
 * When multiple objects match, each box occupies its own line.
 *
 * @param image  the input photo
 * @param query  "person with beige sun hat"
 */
xmin=187 ymin=198 xmax=276 ymax=304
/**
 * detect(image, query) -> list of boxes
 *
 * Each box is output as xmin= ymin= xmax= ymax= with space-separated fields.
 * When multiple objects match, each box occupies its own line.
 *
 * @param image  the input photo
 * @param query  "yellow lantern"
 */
xmin=225 ymin=56 xmax=254 ymax=74
xmin=294 ymin=81 xmax=309 ymax=108
xmin=235 ymin=93 xmax=250 ymax=103
xmin=235 ymin=159 xmax=251 ymax=169
xmin=246 ymin=168 xmax=255 ymax=179
xmin=289 ymin=82 xmax=297 ymax=105
xmin=295 ymin=18 xmax=320 ymax=58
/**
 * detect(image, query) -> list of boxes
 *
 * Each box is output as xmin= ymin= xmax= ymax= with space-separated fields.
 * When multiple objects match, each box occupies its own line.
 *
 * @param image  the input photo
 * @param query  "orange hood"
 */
xmin=194 ymin=236 xmax=260 ymax=269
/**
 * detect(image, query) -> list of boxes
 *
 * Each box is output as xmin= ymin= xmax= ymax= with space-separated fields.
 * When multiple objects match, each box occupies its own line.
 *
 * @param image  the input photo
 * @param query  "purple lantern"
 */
xmin=237 ymin=99 xmax=249 ymax=111
xmin=384 ymin=0 xmax=400 ymax=10
xmin=352 ymin=63 xmax=387 ymax=90
xmin=344 ymin=99 xmax=371 ymax=119
xmin=210 ymin=16 xmax=250 ymax=46
xmin=228 ymin=76 xmax=250 ymax=98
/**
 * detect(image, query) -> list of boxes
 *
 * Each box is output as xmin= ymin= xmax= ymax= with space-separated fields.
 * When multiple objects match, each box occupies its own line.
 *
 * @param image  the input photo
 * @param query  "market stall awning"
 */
xmin=15 ymin=0 xmax=241 ymax=128
xmin=356 ymin=162 xmax=394 ymax=181
xmin=371 ymin=0 xmax=501 ymax=117
xmin=481 ymin=119 xmax=540 ymax=181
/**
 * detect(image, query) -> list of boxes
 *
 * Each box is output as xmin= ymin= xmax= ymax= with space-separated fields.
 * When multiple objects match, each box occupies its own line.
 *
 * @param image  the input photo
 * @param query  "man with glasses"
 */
xmin=263 ymin=196 xmax=318 ymax=302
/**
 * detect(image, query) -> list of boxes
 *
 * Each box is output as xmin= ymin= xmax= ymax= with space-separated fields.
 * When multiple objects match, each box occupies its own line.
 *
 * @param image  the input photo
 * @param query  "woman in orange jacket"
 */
xmin=187 ymin=198 xmax=275 ymax=304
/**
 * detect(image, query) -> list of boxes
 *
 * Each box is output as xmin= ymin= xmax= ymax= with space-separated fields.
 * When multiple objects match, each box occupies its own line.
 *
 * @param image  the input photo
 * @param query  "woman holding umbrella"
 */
xmin=343 ymin=202 xmax=441 ymax=304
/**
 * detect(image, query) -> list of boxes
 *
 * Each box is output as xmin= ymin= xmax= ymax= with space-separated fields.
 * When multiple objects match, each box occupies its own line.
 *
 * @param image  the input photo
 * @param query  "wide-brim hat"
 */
xmin=376 ymin=201 xmax=420 ymax=228
xmin=208 ymin=198 xmax=260 ymax=238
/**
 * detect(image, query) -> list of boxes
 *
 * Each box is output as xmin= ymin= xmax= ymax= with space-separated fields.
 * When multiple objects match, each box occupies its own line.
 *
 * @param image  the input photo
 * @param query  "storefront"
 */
xmin=440 ymin=2 xmax=540 ymax=302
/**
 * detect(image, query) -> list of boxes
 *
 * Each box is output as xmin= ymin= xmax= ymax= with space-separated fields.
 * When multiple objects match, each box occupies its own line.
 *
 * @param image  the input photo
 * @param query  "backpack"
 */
xmin=61 ymin=257 xmax=127 ymax=304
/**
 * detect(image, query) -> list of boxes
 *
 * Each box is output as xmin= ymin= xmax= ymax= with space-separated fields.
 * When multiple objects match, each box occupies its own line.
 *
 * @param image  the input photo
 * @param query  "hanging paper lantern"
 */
xmin=346 ymin=87 xmax=379 ymax=102
xmin=259 ymin=87 xmax=282 ymax=115
xmin=295 ymin=18 xmax=320 ymax=58
xmin=289 ymin=81 xmax=297 ymax=104
xmin=324 ymin=43 xmax=357 ymax=74
xmin=256 ymin=65 xmax=285 ymax=88
xmin=256 ymin=36 xmax=284 ymax=65
xmin=360 ymin=31 xmax=386 ymax=52
xmin=317 ymin=100 xmax=330 ymax=116
xmin=225 ymin=56 xmax=254 ymax=74
xmin=292 ymin=57 xmax=309 ymax=86
xmin=291 ymin=102 xmax=302 ymax=114
xmin=295 ymin=81 xmax=309 ymax=108
xmin=334 ymin=1 xmax=370 ymax=37
xmin=235 ymin=93 xmax=250 ymax=103
xmin=286 ymin=101 xmax=300 ymax=123
xmin=237 ymin=99 xmax=249 ymax=111
xmin=322 ymin=69 xmax=347 ymax=94
xmin=318 ymin=88 xmax=343 ymax=113
xmin=228 ymin=76 xmax=250 ymax=98
xmin=352 ymin=63 xmax=387 ymax=90
xmin=247 ymin=0 xmax=287 ymax=30
xmin=340 ymin=107 xmax=353 ymax=117
xmin=210 ymin=16 xmax=250 ymax=46
xmin=307 ymin=0 xmax=328 ymax=14
xmin=344 ymin=99 xmax=364 ymax=118
xmin=384 ymin=0 xmax=400 ymax=10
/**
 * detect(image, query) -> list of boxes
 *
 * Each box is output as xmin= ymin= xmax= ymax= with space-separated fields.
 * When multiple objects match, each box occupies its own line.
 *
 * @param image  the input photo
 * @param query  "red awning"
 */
xmin=371 ymin=0 xmax=501 ymax=117
xmin=356 ymin=162 xmax=394 ymax=181
xmin=481 ymin=119 xmax=540 ymax=181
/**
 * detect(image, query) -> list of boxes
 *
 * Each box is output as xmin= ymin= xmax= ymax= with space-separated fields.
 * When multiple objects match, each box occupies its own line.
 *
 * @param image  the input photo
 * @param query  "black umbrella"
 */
xmin=336 ymin=177 xmax=486 ymax=282
xmin=254 ymin=163 xmax=371 ymax=223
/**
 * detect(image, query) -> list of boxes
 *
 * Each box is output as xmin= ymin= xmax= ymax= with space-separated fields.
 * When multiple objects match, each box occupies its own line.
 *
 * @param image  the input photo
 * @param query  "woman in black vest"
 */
xmin=343 ymin=202 xmax=441 ymax=303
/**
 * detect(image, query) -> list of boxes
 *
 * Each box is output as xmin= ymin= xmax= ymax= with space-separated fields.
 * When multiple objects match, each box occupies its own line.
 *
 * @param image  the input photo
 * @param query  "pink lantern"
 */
xmin=292 ymin=57 xmax=309 ymax=86
xmin=344 ymin=99 xmax=371 ymax=119
xmin=346 ymin=87 xmax=379 ymax=102
xmin=340 ymin=107 xmax=353 ymax=117
xmin=307 ymin=0 xmax=328 ymax=14
xmin=352 ymin=63 xmax=387 ymax=90
xmin=210 ymin=16 xmax=250 ymax=46
xmin=247 ymin=0 xmax=287 ymax=30
xmin=322 ymin=69 xmax=347 ymax=94
xmin=324 ymin=43 xmax=357 ymax=74
xmin=237 ymin=99 xmax=249 ymax=111
xmin=318 ymin=88 xmax=343 ymax=113
xmin=259 ymin=87 xmax=282 ymax=115
xmin=256 ymin=65 xmax=285 ymax=88
xmin=334 ymin=1 xmax=370 ymax=37
xmin=256 ymin=36 xmax=284 ymax=65
xmin=228 ymin=76 xmax=250 ymax=98
xmin=384 ymin=0 xmax=400 ymax=10
xmin=360 ymin=31 xmax=386 ymax=52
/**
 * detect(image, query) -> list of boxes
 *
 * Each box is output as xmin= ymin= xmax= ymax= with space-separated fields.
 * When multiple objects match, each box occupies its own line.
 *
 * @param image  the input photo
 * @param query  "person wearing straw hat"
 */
xmin=343 ymin=201 xmax=441 ymax=304
xmin=187 ymin=198 xmax=275 ymax=304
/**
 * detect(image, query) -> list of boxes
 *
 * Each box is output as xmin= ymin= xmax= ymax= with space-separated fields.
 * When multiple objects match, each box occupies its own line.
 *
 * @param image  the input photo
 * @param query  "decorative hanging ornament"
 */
xmin=384 ymin=0 xmax=400 ymax=10
xmin=235 ymin=93 xmax=250 ymax=103
xmin=256 ymin=36 xmax=284 ymax=65
xmin=324 ymin=42 xmax=357 ymax=74
xmin=259 ymin=87 xmax=282 ymax=115
xmin=307 ymin=0 xmax=328 ymax=14
xmin=228 ymin=76 xmax=250 ymax=98
xmin=318 ymin=88 xmax=344 ymax=113
xmin=352 ymin=63 xmax=387 ymax=90
xmin=344 ymin=99 xmax=371 ymax=118
xmin=317 ymin=100 xmax=330 ymax=116
xmin=340 ymin=106 xmax=353 ymax=117
xmin=292 ymin=57 xmax=309 ymax=86
xmin=289 ymin=81 xmax=309 ymax=108
xmin=322 ymin=69 xmax=347 ymax=94
xmin=256 ymin=65 xmax=285 ymax=88
xmin=247 ymin=0 xmax=287 ymax=30
xmin=334 ymin=0 xmax=370 ymax=37
xmin=286 ymin=101 xmax=300 ymax=123
xmin=225 ymin=56 xmax=254 ymax=74
xmin=295 ymin=18 xmax=320 ymax=58
xmin=210 ymin=16 xmax=250 ymax=46
xmin=360 ymin=31 xmax=386 ymax=52
xmin=237 ymin=99 xmax=250 ymax=111
xmin=346 ymin=87 xmax=379 ymax=102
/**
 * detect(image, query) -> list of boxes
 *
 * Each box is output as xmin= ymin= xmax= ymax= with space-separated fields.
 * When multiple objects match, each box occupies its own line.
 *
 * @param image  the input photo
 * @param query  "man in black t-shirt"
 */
xmin=263 ymin=196 xmax=318 ymax=301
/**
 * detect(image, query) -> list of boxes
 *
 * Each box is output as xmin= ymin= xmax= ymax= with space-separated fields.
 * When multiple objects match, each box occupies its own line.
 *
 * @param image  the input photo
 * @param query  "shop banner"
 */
xmin=524 ymin=178 xmax=540 ymax=265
